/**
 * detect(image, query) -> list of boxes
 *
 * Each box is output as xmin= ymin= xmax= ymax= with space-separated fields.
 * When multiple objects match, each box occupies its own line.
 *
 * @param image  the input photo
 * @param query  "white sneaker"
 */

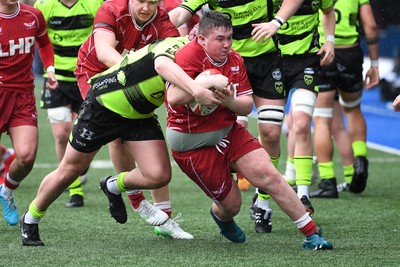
xmin=133 ymin=200 xmax=168 ymax=226
xmin=154 ymin=214 xmax=194 ymax=239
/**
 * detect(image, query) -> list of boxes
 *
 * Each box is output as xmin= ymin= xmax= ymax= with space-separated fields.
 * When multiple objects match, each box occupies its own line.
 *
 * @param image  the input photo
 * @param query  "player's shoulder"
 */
xmin=20 ymin=2 xmax=44 ymax=17
xmin=100 ymin=0 xmax=128 ymax=15
xmin=228 ymin=49 xmax=245 ymax=62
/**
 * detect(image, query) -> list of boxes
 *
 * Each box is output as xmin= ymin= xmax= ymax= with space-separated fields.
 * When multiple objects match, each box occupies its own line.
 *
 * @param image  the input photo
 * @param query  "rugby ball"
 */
xmin=188 ymin=69 xmax=221 ymax=116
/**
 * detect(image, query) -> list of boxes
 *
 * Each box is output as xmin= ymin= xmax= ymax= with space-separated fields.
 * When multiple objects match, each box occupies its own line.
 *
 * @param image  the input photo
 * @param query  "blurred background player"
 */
xmin=310 ymin=0 xmax=379 ymax=197
xmin=0 ymin=0 xmax=58 ymax=226
xmin=34 ymin=0 xmax=103 ymax=208
xmin=273 ymin=0 xmax=335 ymax=213
xmin=0 ymin=145 xmax=15 ymax=185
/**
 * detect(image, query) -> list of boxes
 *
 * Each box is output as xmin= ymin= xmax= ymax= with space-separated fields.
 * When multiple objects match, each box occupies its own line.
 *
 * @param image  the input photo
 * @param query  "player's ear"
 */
xmin=197 ymin=34 xmax=206 ymax=45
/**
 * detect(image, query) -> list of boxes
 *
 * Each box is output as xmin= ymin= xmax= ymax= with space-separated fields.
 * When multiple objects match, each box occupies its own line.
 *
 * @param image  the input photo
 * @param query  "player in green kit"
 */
xmin=34 ymin=0 xmax=103 ymax=207
xmin=20 ymin=36 xmax=225 ymax=246
xmin=310 ymin=0 xmax=379 ymax=197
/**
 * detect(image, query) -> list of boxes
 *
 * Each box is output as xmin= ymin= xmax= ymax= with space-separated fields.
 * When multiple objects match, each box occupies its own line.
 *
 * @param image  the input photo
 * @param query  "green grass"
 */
xmin=0 ymin=80 xmax=399 ymax=266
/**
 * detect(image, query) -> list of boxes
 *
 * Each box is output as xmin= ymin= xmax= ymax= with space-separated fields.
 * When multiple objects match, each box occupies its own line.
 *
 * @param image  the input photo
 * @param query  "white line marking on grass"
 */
xmin=34 ymin=160 xmax=179 ymax=169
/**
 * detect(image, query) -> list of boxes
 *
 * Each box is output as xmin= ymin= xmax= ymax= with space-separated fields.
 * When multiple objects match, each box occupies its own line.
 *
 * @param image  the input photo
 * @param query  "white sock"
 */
xmin=1 ymin=183 xmax=13 ymax=198
xmin=154 ymin=200 xmax=171 ymax=211
xmin=126 ymin=189 xmax=142 ymax=195
xmin=106 ymin=176 xmax=121 ymax=195
xmin=297 ymin=185 xmax=309 ymax=198
xmin=255 ymin=198 xmax=270 ymax=210
xmin=24 ymin=212 xmax=41 ymax=224
xmin=285 ymin=160 xmax=296 ymax=182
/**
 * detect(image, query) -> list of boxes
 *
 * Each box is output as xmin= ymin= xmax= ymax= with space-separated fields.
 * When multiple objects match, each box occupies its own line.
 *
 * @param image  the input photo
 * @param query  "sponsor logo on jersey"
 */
xmin=275 ymin=81 xmax=283 ymax=93
xmin=272 ymin=68 xmax=282 ymax=80
xmin=311 ymin=1 xmax=320 ymax=12
xmin=0 ymin=37 xmax=35 ymax=57
xmin=304 ymin=74 xmax=313 ymax=85
xmin=117 ymin=71 xmax=126 ymax=86
xmin=141 ymin=34 xmax=152 ymax=42
xmin=92 ymin=76 xmax=117 ymax=90
xmin=24 ymin=21 xmax=36 ymax=29
xmin=80 ymin=128 xmax=94 ymax=141
xmin=304 ymin=68 xmax=314 ymax=75
xmin=230 ymin=66 xmax=240 ymax=74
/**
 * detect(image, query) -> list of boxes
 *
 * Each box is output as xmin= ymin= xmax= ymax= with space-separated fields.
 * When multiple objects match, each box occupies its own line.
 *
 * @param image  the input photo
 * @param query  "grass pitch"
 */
xmin=0 ymin=81 xmax=399 ymax=266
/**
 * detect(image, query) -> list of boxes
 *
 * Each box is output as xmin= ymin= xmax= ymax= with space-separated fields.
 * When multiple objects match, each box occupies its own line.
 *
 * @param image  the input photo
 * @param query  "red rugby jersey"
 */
xmin=75 ymin=0 xmax=179 ymax=82
xmin=166 ymin=39 xmax=252 ymax=134
xmin=0 ymin=2 xmax=51 ymax=93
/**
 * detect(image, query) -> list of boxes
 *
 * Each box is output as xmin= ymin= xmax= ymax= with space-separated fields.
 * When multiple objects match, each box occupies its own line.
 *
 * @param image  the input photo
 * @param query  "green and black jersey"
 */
xmin=34 ymin=0 xmax=103 ymax=82
xmin=318 ymin=0 xmax=369 ymax=46
xmin=274 ymin=0 xmax=333 ymax=55
xmin=89 ymin=37 xmax=189 ymax=119
xmin=180 ymin=0 xmax=277 ymax=57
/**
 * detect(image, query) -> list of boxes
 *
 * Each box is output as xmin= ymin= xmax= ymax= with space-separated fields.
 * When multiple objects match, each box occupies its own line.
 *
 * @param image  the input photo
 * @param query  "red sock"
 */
xmin=127 ymin=191 xmax=145 ymax=209
xmin=299 ymin=220 xmax=318 ymax=237
xmin=162 ymin=208 xmax=172 ymax=218
xmin=4 ymin=178 xmax=18 ymax=190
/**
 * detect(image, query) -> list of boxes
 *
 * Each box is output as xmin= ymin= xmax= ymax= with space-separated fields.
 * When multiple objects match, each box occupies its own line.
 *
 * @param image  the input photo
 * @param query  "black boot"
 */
xmin=349 ymin=156 xmax=369 ymax=194
xmin=310 ymin=178 xmax=339 ymax=198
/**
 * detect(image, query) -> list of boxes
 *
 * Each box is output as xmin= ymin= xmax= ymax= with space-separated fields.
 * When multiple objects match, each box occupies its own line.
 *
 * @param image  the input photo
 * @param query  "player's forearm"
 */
xmin=360 ymin=5 xmax=379 ymax=62
xmin=322 ymin=6 xmax=335 ymax=38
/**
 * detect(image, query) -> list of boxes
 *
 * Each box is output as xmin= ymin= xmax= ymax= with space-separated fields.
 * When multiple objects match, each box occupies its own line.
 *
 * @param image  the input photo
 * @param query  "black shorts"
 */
xmin=40 ymin=80 xmax=84 ymax=113
xmin=243 ymin=51 xmax=286 ymax=100
xmin=70 ymin=92 xmax=165 ymax=153
xmin=318 ymin=45 xmax=364 ymax=93
xmin=282 ymin=53 xmax=320 ymax=94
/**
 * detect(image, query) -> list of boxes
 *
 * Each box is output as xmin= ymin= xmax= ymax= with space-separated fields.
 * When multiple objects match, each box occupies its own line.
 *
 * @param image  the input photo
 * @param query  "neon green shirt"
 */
xmin=318 ymin=0 xmax=370 ymax=46
xmin=180 ymin=0 xmax=277 ymax=57
xmin=274 ymin=0 xmax=333 ymax=55
xmin=34 ymin=0 xmax=103 ymax=82
xmin=89 ymin=37 xmax=189 ymax=119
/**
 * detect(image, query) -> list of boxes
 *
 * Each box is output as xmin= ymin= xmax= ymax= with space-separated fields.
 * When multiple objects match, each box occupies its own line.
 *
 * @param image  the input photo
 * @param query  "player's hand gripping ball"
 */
xmin=188 ymin=69 xmax=225 ymax=116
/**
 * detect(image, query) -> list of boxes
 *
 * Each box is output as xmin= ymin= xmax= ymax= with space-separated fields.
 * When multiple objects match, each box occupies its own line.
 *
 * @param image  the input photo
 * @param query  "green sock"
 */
xmin=29 ymin=200 xmax=46 ymax=220
xmin=343 ymin=164 xmax=354 ymax=184
xmin=317 ymin=161 xmax=335 ymax=180
xmin=352 ymin=141 xmax=367 ymax=157
xmin=69 ymin=178 xmax=84 ymax=197
xmin=270 ymin=155 xmax=280 ymax=169
xmin=116 ymin=172 xmax=128 ymax=193
xmin=294 ymin=156 xmax=313 ymax=185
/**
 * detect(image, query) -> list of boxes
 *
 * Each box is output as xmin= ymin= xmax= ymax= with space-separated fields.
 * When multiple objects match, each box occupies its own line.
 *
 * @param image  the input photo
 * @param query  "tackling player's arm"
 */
xmin=155 ymin=56 xmax=224 ymax=106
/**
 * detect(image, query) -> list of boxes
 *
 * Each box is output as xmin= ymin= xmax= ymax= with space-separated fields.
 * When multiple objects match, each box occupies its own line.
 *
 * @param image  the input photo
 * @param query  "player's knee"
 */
xmin=47 ymin=107 xmax=72 ymax=123
xmin=291 ymin=91 xmax=317 ymax=117
xmin=313 ymin=107 xmax=333 ymax=118
xmin=339 ymin=95 xmax=361 ymax=108
xmin=257 ymin=105 xmax=285 ymax=126
xmin=16 ymin=153 xmax=35 ymax=169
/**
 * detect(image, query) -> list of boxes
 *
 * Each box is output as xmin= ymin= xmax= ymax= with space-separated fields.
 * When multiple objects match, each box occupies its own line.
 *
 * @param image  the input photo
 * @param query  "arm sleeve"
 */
xmin=34 ymin=8 xmax=54 ymax=69
xmin=36 ymin=34 xmax=54 ymax=70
